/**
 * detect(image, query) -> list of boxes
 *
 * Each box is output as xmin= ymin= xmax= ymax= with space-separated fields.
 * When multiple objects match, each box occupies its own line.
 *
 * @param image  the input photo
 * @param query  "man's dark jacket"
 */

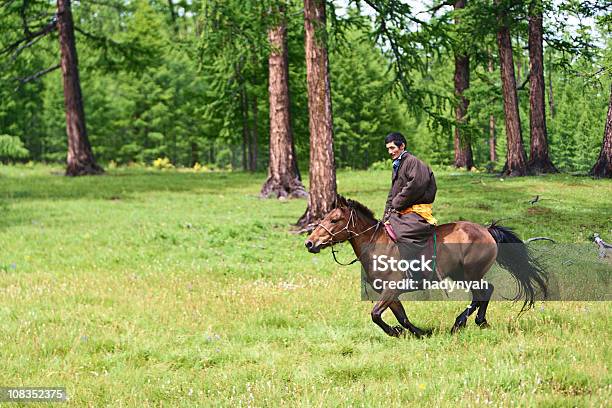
xmin=384 ymin=152 xmax=437 ymax=244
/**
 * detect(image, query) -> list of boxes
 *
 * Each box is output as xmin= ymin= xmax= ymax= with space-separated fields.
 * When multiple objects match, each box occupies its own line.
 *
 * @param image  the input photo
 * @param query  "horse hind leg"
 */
xmin=450 ymin=297 xmax=479 ymax=334
xmin=451 ymin=284 xmax=494 ymax=334
xmin=474 ymin=283 xmax=494 ymax=328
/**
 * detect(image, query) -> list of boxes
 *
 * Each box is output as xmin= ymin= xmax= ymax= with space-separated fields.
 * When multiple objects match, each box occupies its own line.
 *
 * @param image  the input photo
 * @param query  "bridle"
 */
xmin=315 ymin=207 xmax=382 ymax=266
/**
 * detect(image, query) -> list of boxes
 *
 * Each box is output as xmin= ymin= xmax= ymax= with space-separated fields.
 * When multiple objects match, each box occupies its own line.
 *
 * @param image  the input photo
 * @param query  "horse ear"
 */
xmin=334 ymin=194 xmax=347 ymax=208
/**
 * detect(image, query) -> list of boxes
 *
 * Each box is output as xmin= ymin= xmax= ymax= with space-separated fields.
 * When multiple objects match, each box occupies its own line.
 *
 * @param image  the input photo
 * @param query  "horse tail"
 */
xmin=488 ymin=222 xmax=548 ymax=312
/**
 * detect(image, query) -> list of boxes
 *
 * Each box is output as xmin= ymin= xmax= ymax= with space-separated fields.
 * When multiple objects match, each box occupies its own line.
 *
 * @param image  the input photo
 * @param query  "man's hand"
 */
xmin=383 ymin=209 xmax=400 ymax=222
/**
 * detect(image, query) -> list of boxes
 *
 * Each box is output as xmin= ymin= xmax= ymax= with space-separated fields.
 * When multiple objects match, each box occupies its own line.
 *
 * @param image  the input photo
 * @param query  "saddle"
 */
xmin=384 ymin=222 xmax=398 ymax=242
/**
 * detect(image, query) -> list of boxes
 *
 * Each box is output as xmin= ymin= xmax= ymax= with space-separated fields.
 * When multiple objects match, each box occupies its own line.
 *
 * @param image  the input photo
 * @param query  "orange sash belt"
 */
xmin=398 ymin=203 xmax=438 ymax=225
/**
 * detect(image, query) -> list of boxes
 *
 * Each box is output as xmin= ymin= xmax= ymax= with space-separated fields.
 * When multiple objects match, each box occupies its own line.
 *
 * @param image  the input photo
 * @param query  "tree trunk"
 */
xmin=57 ymin=0 xmax=102 ymax=176
xmin=515 ymin=34 xmax=522 ymax=85
xmin=250 ymin=94 xmax=258 ymax=172
xmin=261 ymin=12 xmax=307 ymax=199
xmin=291 ymin=138 xmax=302 ymax=181
xmin=496 ymin=1 xmax=528 ymax=176
xmin=590 ymin=83 xmax=612 ymax=178
xmin=489 ymin=114 xmax=496 ymax=162
xmin=452 ymin=0 xmax=474 ymax=170
xmin=527 ymin=1 xmax=556 ymax=174
xmin=167 ymin=0 xmax=179 ymax=34
xmin=488 ymin=54 xmax=496 ymax=163
xmin=547 ymin=50 xmax=555 ymax=118
xmin=297 ymin=0 xmax=337 ymax=228
xmin=240 ymin=85 xmax=249 ymax=171
xmin=190 ymin=141 xmax=198 ymax=166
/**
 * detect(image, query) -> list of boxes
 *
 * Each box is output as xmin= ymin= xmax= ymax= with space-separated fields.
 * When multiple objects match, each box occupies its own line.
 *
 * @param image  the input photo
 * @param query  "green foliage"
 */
xmin=368 ymin=158 xmax=392 ymax=170
xmin=0 ymin=135 xmax=29 ymax=162
xmin=330 ymin=13 xmax=410 ymax=168
xmin=0 ymin=0 xmax=608 ymax=172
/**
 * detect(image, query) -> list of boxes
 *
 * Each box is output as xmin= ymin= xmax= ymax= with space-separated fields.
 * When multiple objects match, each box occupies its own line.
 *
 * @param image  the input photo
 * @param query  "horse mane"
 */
xmin=335 ymin=194 xmax=377 ymax=222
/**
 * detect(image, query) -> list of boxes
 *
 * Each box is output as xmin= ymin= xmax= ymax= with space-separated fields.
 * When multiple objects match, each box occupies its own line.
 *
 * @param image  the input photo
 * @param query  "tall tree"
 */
xmin=527 ymin=0 xmax=556 ymax=173
xmin=547 ymin=49 xmax=555 ymax=118
xmin=488 ymin=53 xmax=497 ymax=163
xmin=57 ymin=0 xmax=102 ymax=175
xmin=240 ymin=79 xmax=249 ymax=171
xmin=590 ymin=83 xmax=612 ymax=178
xmin=297 ymin=0 xmax=337 ymax=228
xmin=452 ymin=0 xmax=474 ymax=169
xmin=496 ymin=0 xmax=528 ymax=176
xmin=261 ymin=5 xmax=307 ymax=198
xmin=249 ymin=92 xmax=259 ymax=171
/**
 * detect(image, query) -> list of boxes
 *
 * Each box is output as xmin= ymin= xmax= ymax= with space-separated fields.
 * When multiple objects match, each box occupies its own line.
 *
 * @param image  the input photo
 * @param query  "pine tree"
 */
xmin=452 ymin=0 xmax=474 ymax=170
xmin=527 ymin=0 xmax=556 ymax=173
xmin=496 ymin=0 xmax=528 ymax=176
xmin=261 ymin=3 xmax=307 ymax=199
xmin=58 ymin=0 xmax=102 ymax=175
xmin=297 ymin=0 xmax=337 ymax=228
xmin=590 ymin=83 xmax=612 ymax=178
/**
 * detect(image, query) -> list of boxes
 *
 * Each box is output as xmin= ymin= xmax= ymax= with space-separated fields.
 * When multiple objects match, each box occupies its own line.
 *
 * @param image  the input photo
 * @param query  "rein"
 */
xmin=316 ymin=208 xmax=382 ymax=266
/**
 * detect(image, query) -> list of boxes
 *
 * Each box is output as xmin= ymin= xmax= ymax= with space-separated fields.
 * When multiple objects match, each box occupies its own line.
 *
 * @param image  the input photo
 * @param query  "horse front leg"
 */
xmin=389 ymin=300 xmax=430 ymax=338
xmin=371 ymin=289 xmax=404 ymax=337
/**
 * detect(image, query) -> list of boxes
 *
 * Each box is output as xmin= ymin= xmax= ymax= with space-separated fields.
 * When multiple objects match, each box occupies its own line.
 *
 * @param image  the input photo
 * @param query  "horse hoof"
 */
xmin=451 ymin=319 xmax=467 ymax=335
xmin=391 ymin=325 xmax=405 ymax=338
xmin=420 ymin=329 xmax=433 ymax=337
xmin=477 ymin=320 xmax=490 ymax=329
xmin=450 ymin=323 xmax=465 ymax=335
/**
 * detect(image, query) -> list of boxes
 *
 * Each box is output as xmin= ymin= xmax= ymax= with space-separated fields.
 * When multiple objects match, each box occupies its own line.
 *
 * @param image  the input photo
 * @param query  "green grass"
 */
xmin=0 ymin=164 xmax=610 ymax=406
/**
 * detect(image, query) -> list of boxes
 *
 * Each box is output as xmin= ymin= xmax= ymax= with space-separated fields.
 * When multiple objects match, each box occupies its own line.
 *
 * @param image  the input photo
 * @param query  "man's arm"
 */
xmin=391 ymin=159 xmax=430 ymax=211
xmin=383 ymin=187 xmax=394 ymax=221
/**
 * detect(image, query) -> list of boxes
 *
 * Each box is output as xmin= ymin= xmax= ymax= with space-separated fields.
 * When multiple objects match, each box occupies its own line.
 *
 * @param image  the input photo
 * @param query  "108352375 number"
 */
xmin=0 ymin=387 xmax=67 ymax=402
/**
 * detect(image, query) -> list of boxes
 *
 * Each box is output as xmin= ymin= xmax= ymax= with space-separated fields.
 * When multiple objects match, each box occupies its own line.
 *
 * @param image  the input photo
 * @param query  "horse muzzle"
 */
xmin=304 ymin=239 xmax=321 ymax=253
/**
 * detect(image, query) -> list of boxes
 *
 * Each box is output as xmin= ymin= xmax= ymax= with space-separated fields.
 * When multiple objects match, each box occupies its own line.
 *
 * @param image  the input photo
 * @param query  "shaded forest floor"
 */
xmin=0 ymin=165 xmax=610 ymax=406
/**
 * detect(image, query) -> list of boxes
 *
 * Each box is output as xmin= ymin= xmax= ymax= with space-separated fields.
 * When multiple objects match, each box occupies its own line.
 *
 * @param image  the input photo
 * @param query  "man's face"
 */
xmin=386 ymin=142 xmax=405 ymax=160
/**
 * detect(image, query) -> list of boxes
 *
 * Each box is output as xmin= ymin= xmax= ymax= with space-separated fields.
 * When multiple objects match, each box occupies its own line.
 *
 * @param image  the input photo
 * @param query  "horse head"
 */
xmin=304 ymin=195 xmax=354 ymax=253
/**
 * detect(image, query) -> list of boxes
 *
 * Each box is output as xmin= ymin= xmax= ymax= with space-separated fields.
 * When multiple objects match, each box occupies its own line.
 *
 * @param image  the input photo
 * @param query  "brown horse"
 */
xmin=304 ymin=195 xmax=548 ymax=338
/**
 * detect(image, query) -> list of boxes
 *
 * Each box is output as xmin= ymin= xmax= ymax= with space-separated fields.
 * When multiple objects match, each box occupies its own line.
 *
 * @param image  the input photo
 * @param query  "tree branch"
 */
xmin=361 ymin=0 xmax=408 ymax=86
xmin=525 ymin=237 xmax=555 ymax=243
xmin=517 ymin=72 xmax=530 ymax=90
xmin=423 ymin=0 xmax=454 ymax=16
xmin=361 ymin=0 xmax=381 ymax=13
xmin=74 ymin=25 xmax=125 ymax=50
xmin=0 ymin=18 xmax=56 ymax=58
xmin=20 ymin=0 xmax=31 ymax=37
xmin=13 ymin=63 xmax=60 ymax=89
xmin=1 ymin=0 xmax=17 ymax=8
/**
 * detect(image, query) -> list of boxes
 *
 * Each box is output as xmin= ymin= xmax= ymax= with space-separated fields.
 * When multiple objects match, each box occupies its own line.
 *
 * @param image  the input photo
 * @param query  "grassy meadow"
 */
xmin=0 ymin=164 xmax=610 ymax=406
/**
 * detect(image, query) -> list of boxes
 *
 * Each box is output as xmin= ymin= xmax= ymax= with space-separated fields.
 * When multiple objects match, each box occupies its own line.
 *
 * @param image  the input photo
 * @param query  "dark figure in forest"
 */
xmin=383 ymin=132 xmax=438 ymax=285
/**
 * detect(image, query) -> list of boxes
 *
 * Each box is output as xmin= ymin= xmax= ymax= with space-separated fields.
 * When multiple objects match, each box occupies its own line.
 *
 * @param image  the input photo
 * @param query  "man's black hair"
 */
xmin=384 ymin=132 xmax=407 ymax=148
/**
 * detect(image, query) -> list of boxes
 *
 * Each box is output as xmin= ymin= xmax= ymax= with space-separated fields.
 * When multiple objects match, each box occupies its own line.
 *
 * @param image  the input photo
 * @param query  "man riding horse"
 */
xmin=304 ymin=131 xmax=548 ymax=336
xmin=383 ymin=132 xmax=438 ymax=285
